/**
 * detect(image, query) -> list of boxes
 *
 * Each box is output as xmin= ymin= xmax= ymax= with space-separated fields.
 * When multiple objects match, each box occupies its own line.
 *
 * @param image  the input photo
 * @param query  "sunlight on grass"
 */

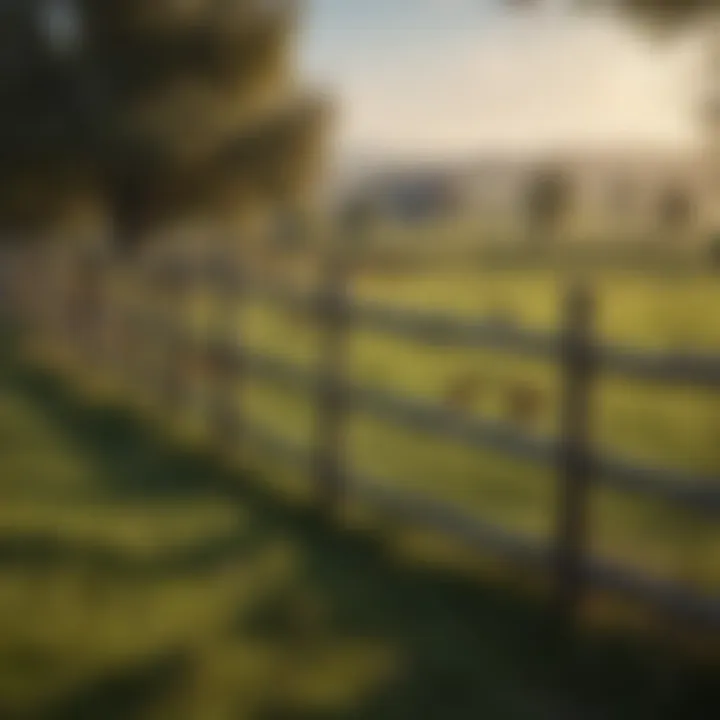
xmin=233 ymin=263 xmax=720 ymax=592
xmin=1 ymin=325 xmax=718 ymax=718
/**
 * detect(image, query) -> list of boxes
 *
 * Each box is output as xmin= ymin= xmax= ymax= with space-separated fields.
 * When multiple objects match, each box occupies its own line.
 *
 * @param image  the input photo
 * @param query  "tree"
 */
xmin=658 ymin=185 xmax=692 ymax=233
xmin=0 ymin=0 xmax=93 ymax=239
xmin=509 ymin=1 xmax=717 ymax=31
xmin=509 ymin=1 xmax=720 ymax=241
xmin=0 ymin=0 xmax=330 ymax=252
xmin=595 ymin=1 xmax=716 ymax=32
xmin=524 ymin=165 xmax=573 ymax=242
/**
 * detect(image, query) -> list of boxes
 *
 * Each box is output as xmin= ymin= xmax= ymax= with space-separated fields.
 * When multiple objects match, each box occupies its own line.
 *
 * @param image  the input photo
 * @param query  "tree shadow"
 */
xmin=42 ymin=648 xmax=194 ymax=720
xmin=236 ymin=525 xmax=719 ymax=720
xmin=0 ymin=350 xmax=718 ymax=719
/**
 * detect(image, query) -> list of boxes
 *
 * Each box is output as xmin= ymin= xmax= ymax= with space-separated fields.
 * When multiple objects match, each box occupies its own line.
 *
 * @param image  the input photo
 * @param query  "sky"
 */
xmin=298 ymin=0 xmax=702 ymax=164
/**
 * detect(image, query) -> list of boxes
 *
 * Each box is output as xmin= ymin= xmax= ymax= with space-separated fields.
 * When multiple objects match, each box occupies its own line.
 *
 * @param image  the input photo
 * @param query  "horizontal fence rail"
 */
xmin=597 ymin=455 xmax=720 ymax=514
xmin=8 ymin=245 xmax=720 ymax=634
xmin=226 ymin=270 xmax=720 ymax=388
xmin=241 ymin=417 xmax=720 ymax=629
xmin=352 ymin=300 xmax=560 ymax=357
xmin=597 ymin=345 xmax=720 ymax=387
xmin=205 ymin=341 xmax=720 ymax=516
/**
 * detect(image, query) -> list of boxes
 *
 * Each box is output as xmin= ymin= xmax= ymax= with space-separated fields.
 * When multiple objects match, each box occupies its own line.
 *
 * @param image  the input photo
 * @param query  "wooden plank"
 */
xmin=312 ymin=250 xmax=351 ymax=510
xmin=238 ymin=272 xmax=720 ymax=388
xmin=223 ymin=417 xmax=720 ymax=630
xmin=554 ymin=283 xmax=595 ymax=622
xmin=232 ymin=347 xmax=720 ymax=512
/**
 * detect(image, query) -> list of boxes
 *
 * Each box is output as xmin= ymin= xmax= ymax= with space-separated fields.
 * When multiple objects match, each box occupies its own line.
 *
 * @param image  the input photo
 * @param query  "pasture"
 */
xmin=1 ymin=328 xmax=719 ymax=718
xmin=236 ymin=258 xmax=720 ymax=595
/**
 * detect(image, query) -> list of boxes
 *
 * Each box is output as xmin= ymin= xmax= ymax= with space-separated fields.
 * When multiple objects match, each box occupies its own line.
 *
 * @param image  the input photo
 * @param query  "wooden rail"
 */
xmin=202 ymin=265 xmax=720 ymax=386
xmin=8 ymin=244 xmax=720 ymax=633
xmin=193 ymin=344 xmax=720 ymax=514
xmin=238 ymin=418 xmax=720 ymax=629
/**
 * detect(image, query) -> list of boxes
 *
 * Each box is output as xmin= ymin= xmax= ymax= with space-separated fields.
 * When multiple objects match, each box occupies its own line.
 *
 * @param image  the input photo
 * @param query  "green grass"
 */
xmin=0 ymin=335 xmax=719 ymax=719
xmin=232 ymin=263 xmax=720 ymax=592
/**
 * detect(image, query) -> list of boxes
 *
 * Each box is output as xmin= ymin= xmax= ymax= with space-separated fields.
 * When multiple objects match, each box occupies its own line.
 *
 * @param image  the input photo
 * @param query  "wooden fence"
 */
xmin=5 ymin=242 xmax=720 ymax=632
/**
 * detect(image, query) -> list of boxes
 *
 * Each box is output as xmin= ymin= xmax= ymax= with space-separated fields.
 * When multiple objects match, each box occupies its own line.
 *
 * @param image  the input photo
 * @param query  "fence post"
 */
xmin=89 ymin=248 xmax=111 ymax=373
xmin=133 ymin=255 xmax=159 ymax=411
xmin=117 ymin=258 xmax=144 ymax=397
xmin=153 ymin=254 xmax=186 ymax=416
xmin=554 ymin=281 xmax=596 ymax=624
xmin=313 ymin=246 xmax=351 ymax=511
xmin=65 ymin=244 xmax=105 ymax=369
xmin=204 ymin=246 xmax=243 ymax=448
xmin=139 ymin=254 xmax=165 ymax=410
xmin=101 ymin=254 xmax=123 ymax=387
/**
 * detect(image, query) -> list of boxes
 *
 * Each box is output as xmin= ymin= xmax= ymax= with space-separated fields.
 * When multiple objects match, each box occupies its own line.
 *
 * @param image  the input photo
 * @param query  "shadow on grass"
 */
xmin=0 ymin=346 xmax=718 ymax=720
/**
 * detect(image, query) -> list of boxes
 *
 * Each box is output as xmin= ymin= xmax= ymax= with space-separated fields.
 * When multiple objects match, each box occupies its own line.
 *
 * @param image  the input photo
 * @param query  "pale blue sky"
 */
xmin=298 ymin=1 xmax=700 ymax=162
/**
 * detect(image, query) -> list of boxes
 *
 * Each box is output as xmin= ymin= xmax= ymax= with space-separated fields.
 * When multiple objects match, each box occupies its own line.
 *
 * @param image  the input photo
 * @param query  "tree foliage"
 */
xmin=658 ymin=185 xmax=692 ymax=231
xmin=596 ymin=0 xmax=716 ymax=30
xmin=524 ymin=165 xmax=573 ymax=238
xmin=509 ymin=1 xmax=718 ymax=35
xmin=0 ymin=0 xmax=329 ymax=249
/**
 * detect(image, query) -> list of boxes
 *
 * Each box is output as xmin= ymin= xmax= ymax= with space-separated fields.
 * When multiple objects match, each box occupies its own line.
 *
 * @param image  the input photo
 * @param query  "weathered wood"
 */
xmin=554 ymin=283 xmax=595 ymax=622
xmin=153 ymin=256 xmax=191 ymax=414
xmin=313 ymin=248 xmax=351 ymax=510
xmin=232 ymin=346 xmax=720 ymax=512
xmin=239 ymin=417 xmax=720 ymax=631
xmin=47 ymin=249 xmax=720 ymax=633
xmin=204 ymin=248 xmax=243 ymax=447
xmin=236 ymin=272 xmax=720 ymax=388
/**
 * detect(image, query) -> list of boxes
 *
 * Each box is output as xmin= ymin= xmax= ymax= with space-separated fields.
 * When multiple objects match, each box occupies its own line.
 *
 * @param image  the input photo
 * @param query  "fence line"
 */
xmin=147 ymin=295 xmax=720 ymax=516
xmin=191 ymin=342 xmax=720 ymax=515
xmin=308 ymin=250 xmax=350 ymax=509
xmin=6 ymin=243 xmax=720 ymax=633
xmin=238 ymin=416 xmax=720 ymax=629
xmin=226 ymin=268 xmax=720 ymax=387
xmin=555 ymin=283 xmax=595 ymax=620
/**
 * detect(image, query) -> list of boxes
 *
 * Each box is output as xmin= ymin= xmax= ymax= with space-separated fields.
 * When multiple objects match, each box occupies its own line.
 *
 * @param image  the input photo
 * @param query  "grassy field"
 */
xmin=231 ymin=260 xmax=720 ymax=594
xmin=1 ymin=332 xmax=719 ymax=718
